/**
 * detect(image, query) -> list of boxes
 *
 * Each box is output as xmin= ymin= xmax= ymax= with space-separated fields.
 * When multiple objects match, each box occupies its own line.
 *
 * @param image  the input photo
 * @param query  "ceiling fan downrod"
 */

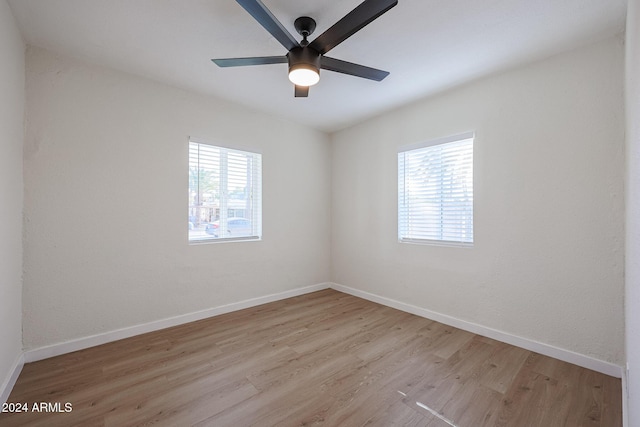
xmin=294 ymin=16 xmax=316 ymax=47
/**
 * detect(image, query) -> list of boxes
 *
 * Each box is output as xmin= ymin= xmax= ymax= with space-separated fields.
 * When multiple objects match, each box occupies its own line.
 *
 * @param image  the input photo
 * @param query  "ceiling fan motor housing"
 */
xmin=287 ymin=46 xmax=321 ymax=76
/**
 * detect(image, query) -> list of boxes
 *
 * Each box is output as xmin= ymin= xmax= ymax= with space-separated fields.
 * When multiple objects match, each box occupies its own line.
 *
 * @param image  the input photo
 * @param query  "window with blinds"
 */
xmin=188 ymin=140 xmax=262 ymax=243
xmin=398 ymin=132 xmax=474 ymax=245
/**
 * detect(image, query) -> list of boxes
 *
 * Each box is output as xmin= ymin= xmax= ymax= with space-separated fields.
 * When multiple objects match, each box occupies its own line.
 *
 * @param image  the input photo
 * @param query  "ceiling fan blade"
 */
xmin=309 ymin=0 xmax=397 ymax=55
xmin=294 ymin=85 xmax=309 ymax=97
xmin=212 ymin=56 xmax=287 ymax=67
xmin=236 ymin=0 xmax=300 ymax=51
xmin=321 ymin=56 xmax=389 ymax=81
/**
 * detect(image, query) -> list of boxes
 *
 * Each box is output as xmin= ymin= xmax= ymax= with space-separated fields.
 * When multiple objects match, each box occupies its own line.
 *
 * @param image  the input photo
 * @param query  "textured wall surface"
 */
xmin=626 ymin=0 xmax=640 ymax=423
xmin=22 ymin=47 xmax=331 ymax=350
xmin=331 ymin=37 xmax=625 ymax=366
xmin=0 ymin=0 xmax=24 ymax=400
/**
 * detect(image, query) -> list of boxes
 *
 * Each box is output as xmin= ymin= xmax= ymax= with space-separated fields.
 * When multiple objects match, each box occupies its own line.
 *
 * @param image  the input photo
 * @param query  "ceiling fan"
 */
xmin=212 ymin=0 xmax=398 ymax=97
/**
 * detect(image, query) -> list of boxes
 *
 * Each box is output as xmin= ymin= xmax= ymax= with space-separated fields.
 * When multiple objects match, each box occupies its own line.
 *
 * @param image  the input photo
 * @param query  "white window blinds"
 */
xmin=188 ymin=140 xmax=262 ymax=242
xmin=398 ymin=133 xmax=474 ymax=245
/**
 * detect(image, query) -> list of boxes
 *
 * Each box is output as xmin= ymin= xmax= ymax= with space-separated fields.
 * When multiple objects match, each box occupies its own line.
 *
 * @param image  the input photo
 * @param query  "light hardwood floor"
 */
xmin=0 ymin=289 xmax=622 ymax=426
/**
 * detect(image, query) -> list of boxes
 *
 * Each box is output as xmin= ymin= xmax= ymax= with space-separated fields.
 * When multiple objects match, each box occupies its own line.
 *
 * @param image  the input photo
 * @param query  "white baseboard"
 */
xmin=0 ymin=353 xmax=24 ymax=405
xmin=24 ymin=283 xmax=330 ymax=363
xmin=622 ymin=363 xmax=629 ymax=427
xmin=15 ymin=280 xmax=622 ymax=387
xmin=329 ymin=282 xmax=624 ymax=378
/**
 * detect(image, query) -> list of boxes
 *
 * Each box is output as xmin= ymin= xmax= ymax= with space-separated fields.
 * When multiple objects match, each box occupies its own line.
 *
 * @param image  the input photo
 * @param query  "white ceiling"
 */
xmin=7 ymin=0 xmax=627 ymax=132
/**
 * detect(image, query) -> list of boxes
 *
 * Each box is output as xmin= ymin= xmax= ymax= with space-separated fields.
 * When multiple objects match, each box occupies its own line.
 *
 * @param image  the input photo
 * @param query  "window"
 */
xmin=188 ymin=140 xmax=262 ymax=242
xmin=398 ymin=132 xmax=474 ymax=245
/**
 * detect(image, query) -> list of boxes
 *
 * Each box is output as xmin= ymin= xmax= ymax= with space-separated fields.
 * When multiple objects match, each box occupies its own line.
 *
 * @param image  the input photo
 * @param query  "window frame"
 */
xmin=397 ymin=131 xmax=474 ymax=247
xmin=188 ymin=138 xmax=262 ymax=244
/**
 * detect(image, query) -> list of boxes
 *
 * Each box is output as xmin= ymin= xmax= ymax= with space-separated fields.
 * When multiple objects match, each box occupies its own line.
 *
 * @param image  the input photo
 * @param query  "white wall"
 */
xmin=0 ymin=0 xmax=24 ymax=401
xmin=22 ymin=47 xmax=331 ymax=350
xmin=626 ymin=0 xmax=640 ymax=423
xmin=331 ymin=37 xmax=625 ymax=366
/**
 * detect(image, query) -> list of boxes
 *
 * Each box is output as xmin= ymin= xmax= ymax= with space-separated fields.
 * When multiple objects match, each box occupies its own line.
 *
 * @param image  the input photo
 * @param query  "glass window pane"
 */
xmin=189 ymin=141 xmax=262 ymax=243
xmin=398 ymin=134 xmax=474 ymax=245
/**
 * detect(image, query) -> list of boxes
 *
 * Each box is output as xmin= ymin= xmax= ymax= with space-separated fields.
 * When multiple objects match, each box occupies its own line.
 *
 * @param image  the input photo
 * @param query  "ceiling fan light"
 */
xmin=288 ymin=66 xmax=320 ymax=86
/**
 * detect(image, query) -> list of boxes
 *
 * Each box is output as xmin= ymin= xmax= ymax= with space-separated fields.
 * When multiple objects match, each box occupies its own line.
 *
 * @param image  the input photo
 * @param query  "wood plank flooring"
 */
xmin=0 ymin=289 xmax=622 ymax=426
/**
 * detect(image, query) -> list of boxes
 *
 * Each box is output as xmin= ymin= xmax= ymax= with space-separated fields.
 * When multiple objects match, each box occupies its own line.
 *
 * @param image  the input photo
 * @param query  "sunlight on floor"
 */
xmin=397 ymin=390 xmax=458 ymax=427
